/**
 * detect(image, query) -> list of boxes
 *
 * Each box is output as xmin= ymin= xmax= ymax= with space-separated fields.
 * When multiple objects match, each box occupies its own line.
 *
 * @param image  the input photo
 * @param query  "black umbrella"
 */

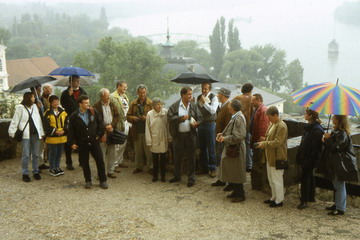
xmin=170 ymin=72 xmax=218 ymax=85
xmin=10 ymin=76 xmax=57 ymax=93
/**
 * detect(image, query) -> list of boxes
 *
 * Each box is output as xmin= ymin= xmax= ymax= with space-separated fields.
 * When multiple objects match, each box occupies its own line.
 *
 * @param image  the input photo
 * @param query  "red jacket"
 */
xmin=251 ymin=104 xmax=269 ymax=146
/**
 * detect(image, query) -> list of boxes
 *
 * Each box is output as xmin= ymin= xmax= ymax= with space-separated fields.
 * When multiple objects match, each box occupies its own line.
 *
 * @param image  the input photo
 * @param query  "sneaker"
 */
xmin=325 ymin=204 xmax=336 ymax=211
xmin=39 ymin=164 xmax=50 ymax=170
xmin=57 ymin=168 xmax=65 ymax=175
xmin=328 ymin=209 xmax=345 ymax=216
xmin=33 ymin=173 xmax=41 ymax=180
xmin=22 ymin=175 xmax=31 ymax=182
xmin=49 ymin=169 xmax=60 ymax=177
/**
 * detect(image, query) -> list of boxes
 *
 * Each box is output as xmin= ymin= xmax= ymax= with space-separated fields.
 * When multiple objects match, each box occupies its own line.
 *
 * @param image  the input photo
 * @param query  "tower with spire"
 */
xmin=0 ymin=41 xmax=9 ymax=91
xmin=160 ymin=17 xmax=175 ymax=59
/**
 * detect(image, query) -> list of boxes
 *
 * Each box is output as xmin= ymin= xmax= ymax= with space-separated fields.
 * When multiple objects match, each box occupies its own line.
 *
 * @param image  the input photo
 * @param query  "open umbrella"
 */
xmin=48 ymin=67 xmax=94 ymax=76
xmin=171 ymin=72 xmax=218 ymax=85
xmin=291 ymin=80 xmax=360 ymax=130
xmin=291 ymin=80 xmax=360 ymax=116
xmin=10 ymin=76 xmax=57 ymax=93
xmin=54 ymin=76 xmax=94 ymax=87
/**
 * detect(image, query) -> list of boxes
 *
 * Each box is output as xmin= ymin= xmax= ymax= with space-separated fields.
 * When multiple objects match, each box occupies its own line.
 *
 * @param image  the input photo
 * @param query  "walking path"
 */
xmin=1 ymin=157 xmax=359 ymax=240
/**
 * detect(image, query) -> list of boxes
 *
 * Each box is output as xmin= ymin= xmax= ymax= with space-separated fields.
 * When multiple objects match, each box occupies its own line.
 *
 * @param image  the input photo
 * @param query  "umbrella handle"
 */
xmin=326 ymin=114 xmax=331 ymax=133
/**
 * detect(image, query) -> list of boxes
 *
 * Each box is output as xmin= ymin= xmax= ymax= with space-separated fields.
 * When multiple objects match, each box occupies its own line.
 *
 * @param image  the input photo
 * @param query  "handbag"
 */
xmin=107 ymin=129 xmax=127 ymax=145
xmin=226 ymin=144 xmax=239 ymax=158
xmin=13 ymin=105 xmax=32 ymax=142
xmin=275 ymin=159 xmax=289 ymax=170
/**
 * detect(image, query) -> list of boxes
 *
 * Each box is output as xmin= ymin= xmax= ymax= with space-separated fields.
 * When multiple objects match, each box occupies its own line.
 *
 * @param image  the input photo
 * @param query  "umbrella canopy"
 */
xmin=49 ymin=67 xmax=94 ymax=76
xmin=171 ymin=72 xmax=218 ymax=85
xmin=10 ymin=76 xmax=57 ymax=93
xmin=291 ymin=82 xmax=360 ymax=116
xmin=54 ymin=76 xmax=94 ymax=87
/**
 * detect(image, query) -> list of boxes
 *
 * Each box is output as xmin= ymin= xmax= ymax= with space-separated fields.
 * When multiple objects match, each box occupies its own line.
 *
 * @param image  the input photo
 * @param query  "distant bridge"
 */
xmin=144 ymin=33 xmax=210 ymax=49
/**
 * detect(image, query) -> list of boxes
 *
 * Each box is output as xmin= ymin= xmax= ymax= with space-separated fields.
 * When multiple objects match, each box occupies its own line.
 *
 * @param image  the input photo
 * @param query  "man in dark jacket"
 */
xmin=60 ymin=75 xmax=87 ymax=170
xmin=68 ymin=95 xmax=108 ymax=189
xmin=167 ymin=86 xmax=202 ymax=187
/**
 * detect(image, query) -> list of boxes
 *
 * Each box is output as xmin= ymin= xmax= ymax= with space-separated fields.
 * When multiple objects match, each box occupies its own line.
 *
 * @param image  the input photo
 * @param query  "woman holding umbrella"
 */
xmin=8 ymin=92 xmax=45 ymax=182
xmin=317 ymin=115 xmax=359 ymax=215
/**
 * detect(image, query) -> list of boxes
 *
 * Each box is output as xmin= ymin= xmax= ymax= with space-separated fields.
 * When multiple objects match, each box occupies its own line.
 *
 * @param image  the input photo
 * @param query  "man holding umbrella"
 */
xmin=60 ymin=75 xmax=87 ymax=170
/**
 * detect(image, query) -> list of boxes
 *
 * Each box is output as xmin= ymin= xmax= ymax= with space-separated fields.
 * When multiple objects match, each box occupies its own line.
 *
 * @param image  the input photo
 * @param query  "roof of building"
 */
xmin=164 ymin=82 xmax=285 ymax=107
xmin=6 ymin=56 xmax=59 ymax=87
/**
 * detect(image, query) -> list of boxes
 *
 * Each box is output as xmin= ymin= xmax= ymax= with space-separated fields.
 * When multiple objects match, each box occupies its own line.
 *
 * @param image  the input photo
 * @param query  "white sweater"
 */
xmin=8 ymin=104 xmax=44 ymax=140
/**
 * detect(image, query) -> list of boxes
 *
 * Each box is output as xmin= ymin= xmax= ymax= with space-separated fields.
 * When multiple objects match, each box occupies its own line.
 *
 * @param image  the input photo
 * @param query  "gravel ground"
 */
xmin=1 ymin=156 xmax=360 ymax=240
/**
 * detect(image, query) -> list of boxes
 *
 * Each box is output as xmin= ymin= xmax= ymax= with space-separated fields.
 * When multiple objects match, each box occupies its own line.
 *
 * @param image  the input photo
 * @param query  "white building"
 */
xmin=0 ymin=43 xmax=9 ymax=91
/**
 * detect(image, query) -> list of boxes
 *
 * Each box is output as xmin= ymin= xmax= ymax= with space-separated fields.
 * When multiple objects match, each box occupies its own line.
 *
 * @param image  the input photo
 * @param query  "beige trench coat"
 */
xmin=218 ymin=111 xmax=247 ymax=184
xmin=145 ymin=108 xmax=171 ymax=153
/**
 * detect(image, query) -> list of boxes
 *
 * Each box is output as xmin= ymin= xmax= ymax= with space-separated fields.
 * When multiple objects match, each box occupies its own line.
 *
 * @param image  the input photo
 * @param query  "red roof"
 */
xmin=6 ymin=56 xmax=59 ymax=87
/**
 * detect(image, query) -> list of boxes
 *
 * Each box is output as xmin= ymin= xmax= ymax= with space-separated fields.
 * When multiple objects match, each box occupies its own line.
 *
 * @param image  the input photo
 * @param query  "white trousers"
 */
xmin=100 ymin=142 xmax=116 ymax=174
xmin=266 ymin=161 xmax=285 ymax=203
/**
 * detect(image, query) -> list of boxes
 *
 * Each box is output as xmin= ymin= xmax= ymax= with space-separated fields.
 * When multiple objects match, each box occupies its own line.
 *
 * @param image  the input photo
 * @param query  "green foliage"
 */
xmin=227 ymin=19 xmax=241 ymax=52
xmin=0 ymin=28 xmax=11 ymax=45
xmin=271 ymin=92 xmax=304 ymax=115
xmin=174 ymin=40 xmax=212 ymax=71
xmin=209 ymin=17 xmax=226 ymax=78
xmin=73 ymin=37 xmax=178 ymax=101
xmin=0 ymin=92 xmax=21 ymax=118
xmin=284 ymin=59 xmax=304 ymax=93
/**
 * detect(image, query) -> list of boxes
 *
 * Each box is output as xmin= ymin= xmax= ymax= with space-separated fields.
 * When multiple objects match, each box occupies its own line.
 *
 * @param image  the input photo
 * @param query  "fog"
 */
xmin=1 ymin=0 xmax=359 ymax=89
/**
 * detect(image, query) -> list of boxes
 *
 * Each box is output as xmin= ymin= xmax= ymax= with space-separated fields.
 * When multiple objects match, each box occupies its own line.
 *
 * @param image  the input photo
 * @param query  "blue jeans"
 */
xmin=198 ymin=122 xmax=216 ymax=171
xmin=332 ymin=180 xmax=346 ymax=212
xmin=48 ymin=143 xmax=64 ymax=170
xmin=245 ymin=131 xmax=253 ymax=169
xmin=21 ymin=133 xmax=41 ymax=175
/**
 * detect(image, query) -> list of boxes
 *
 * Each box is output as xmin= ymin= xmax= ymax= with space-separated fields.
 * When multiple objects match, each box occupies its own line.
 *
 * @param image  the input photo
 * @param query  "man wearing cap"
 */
xmin=196 ymin=82 xmax=219 ymax=177
xmin=211 ymin=87 xmax=232 ymax=187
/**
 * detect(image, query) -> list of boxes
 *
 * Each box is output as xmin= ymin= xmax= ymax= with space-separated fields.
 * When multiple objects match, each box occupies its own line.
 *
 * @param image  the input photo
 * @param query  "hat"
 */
xmin=218 ymin=87 xmax=231 ymax=98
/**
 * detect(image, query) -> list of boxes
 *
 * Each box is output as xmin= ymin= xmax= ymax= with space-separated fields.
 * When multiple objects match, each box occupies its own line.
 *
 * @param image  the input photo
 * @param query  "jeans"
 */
xmin=21 ymin=133 xmax=41 ymax=175
xmin=198 ymin=122 xmax=216 ymax=171
xmin=48 ymin=143 xmax=64 ymax=170
xmin=245 ymin=131 xmax=253 ymax=169
xmin=332 ymin=180 xmax=346 ymax=212
xmin=300 ymin=167 xmax=315 ymax=202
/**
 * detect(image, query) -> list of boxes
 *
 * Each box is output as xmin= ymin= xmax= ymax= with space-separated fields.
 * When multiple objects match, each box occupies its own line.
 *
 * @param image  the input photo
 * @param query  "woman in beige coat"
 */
xmin=217 ymin=100 xmax=247 ymax=203
xmin=257 ymin=106 xmax=288 ymax=208
xmin=145 ymin=97 xmax=171 ymax=182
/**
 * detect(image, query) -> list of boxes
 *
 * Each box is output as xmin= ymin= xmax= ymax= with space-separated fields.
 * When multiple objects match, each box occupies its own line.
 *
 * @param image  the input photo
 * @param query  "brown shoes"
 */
xmin=107 ymin=173 xmax=117 ymax=178
xmin=118 ymin=163 xmax=128 ymax=168
xmin=132 ymin=168 xmax=143 ymax=174
xmin=209 ymin=170 xmax=217 ymax=178
xmin=114 ymin=167 xmax=121 ymax=173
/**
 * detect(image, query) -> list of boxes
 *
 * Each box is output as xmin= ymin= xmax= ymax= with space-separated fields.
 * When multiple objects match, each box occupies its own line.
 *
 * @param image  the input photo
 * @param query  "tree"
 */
xmin=284 ymin=59 xmax=304 ymax=93
xmin=0 ymin=28 xmax=11 ymax=45
xmin=174 ymin=40 xmax=212 ymax=71
xmin=227 ymin=19 xmax=241 ymax=52
xmin=251 ymin=44 xmax=287 ymax=92
xmin=73 ymin=37 xmax=178 ymax=100
xmin=219 ymin=49 xmax=262 ymax=84
xmin=209 ymin=17 xmax=226 ymax=78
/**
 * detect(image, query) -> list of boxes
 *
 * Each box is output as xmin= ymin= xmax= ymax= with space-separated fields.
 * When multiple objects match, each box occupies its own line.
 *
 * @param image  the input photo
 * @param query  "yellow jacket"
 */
xmin=43 ymin=107 xmax=68 ymax=144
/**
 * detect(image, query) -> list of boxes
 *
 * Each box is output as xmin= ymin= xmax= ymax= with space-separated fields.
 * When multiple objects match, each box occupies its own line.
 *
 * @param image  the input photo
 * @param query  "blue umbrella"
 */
xmin=49 ymin=67 xmax=94 ymax=76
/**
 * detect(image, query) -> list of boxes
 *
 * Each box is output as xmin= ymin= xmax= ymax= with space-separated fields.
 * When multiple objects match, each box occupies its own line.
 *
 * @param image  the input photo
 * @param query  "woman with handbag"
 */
xmin=317 ymin=115 xmax=359 ymax=216
xmin=8 ymin=92 xmax=45 ymax=182
xmin=256 ymin=106 xmax=288 ymax=208
xmin=145 ymin=97 xmax=171 ymax=182
xmin=43 ymin=95 xmax=68 ymax=177
xmin=216 ymin=100 xmax=247 ymax=203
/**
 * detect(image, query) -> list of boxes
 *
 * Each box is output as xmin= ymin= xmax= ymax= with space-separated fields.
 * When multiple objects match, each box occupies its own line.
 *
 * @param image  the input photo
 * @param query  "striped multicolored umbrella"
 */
xmin=291 ymin=81 xmax=360 ymax=116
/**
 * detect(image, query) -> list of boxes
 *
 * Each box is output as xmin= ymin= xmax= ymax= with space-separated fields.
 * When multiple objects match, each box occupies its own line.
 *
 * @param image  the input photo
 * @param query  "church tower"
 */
xmin=0 ymin=42 xmax=9 ymax=91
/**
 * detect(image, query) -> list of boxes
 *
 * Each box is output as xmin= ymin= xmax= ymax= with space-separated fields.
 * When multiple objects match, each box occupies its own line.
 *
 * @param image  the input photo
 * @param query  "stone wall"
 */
xmin=0 ymin=119 xmax=19 ymax=160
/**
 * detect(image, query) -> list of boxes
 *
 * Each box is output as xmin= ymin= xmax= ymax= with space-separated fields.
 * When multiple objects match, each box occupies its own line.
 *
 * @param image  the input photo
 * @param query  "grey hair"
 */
xmin=99 ymin=88 xmax=110 ymax=98
xmin=152 ymin=97 xmax=163 ymax=107
xmin=266 ymin=106 xmax=279 ymax=116
xmin=136 ymin=84 xmax=147 ymax=93
xmin=230 ymin=99 xmax=242 ymax=112
xmin=42 ymin=83 xmax=53 ymax=90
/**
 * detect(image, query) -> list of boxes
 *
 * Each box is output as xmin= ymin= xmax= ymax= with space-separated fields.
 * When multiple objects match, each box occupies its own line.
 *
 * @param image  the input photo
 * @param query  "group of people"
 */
xmin=8 ymin=77 xmax=359 ymax=215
